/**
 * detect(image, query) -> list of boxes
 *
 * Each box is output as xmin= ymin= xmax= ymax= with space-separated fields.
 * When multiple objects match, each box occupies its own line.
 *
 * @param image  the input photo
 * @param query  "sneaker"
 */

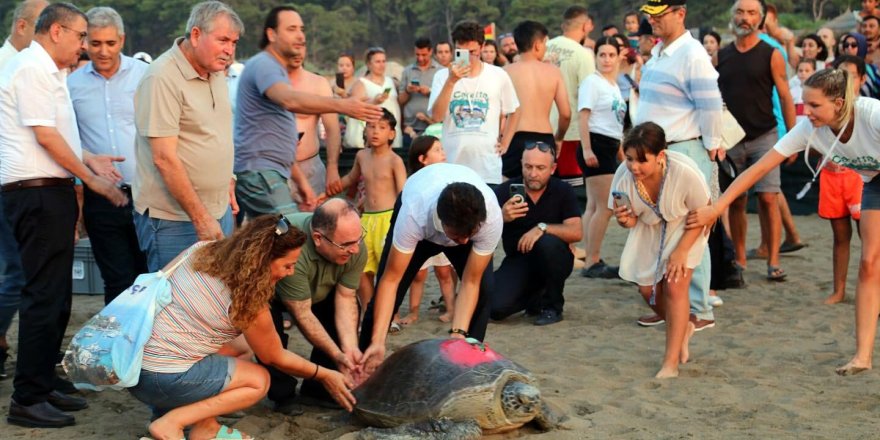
xmin=690 ymin=315 xmax=716 ymax=332
xmin=637 ymin=314 xmax=665 ymax=327
xmin=708 ymin=295 xmax=724 ymax=307
xmin=534 ymin=309 xmax=563 ymax=326
xmin=581 ymin=260 xmax=619 ymax=279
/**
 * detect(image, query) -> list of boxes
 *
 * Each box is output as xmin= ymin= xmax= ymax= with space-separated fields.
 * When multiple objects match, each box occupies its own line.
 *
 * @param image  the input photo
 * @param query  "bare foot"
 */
xmin=680 ymin=322 xmax=696 ymax=364
xmin=148 ymin=419 xmax=185 ymax=440
xmin=836 ymin=359 xmax=871 ymax=376
xmin=655 ymin=366 xmax=679 ymax=379
xmin=824 ymin=292 xmax=845 ymax=305
xmin=397 ymin=313 xmax=418 ymax=326
xmin=438 ymin=312 xmax=452 ymax=323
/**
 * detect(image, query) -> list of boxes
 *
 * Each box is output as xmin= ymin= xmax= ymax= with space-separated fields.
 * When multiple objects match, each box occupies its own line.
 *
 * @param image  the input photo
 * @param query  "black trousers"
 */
xmin=261 ymin=293 xmax=345 ymax=404
xmin=359 ymin=197 xmax=495 ymax=350
xmin=82 ymin=186 xmax=147 ymax=304
xmin=708 ymin=222 xmax=737 ymax=290
xmin=490 ymin=234 xmax=573 ymax=320
xmin=3 ymin=186 xmax=77 ymax=405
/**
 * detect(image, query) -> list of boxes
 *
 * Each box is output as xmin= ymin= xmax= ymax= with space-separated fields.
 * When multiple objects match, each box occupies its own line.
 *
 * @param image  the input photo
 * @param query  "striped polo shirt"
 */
xmin=141 ymin=242 xmax=239 ymax=373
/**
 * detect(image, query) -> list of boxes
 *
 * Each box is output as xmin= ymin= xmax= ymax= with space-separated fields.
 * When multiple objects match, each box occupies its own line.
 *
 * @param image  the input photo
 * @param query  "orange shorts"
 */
xmin=818 ymin=166 xmax=863 ymax=220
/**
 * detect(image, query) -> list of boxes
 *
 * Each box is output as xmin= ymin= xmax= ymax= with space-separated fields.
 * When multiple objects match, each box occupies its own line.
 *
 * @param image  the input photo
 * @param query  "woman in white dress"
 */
xmin=688 ymin=68 xmax=880 ymax=376
xmin=349 ymin=47 xmax=403 ymax=149
xmin=611 ymin=122 xmax=709 ymax=379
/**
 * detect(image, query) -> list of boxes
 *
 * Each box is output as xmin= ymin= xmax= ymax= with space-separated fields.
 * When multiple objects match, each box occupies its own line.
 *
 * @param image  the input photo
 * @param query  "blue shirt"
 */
xmin=758 ymin=33 xmax=787 ymax=138
xmin=68 ymin=55 xmax=148 ymax=184
xmin=233 ymin=51 xmax=298 ymax=178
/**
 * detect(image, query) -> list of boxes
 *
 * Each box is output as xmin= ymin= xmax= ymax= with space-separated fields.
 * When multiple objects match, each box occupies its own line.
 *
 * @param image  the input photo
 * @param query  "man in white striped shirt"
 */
xmin=634 ymin=0 xmax=722 ymax=331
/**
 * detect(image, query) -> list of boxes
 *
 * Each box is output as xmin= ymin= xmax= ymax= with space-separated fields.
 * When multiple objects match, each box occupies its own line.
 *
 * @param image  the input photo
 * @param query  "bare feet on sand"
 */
xmin=438 ymin=312 xmax=452 ymax=323
xmin=836 ymin=359 xmax=871 ymax=376
xmin=397 ymin=313 xmax=418 ymax=326
xmin=824 ymin=292 xmax=845 ymax=305
xmin=680 ymin=322 xmax=696 ymax=364
xmin=655 ymin=366 xmax=679 ymax=379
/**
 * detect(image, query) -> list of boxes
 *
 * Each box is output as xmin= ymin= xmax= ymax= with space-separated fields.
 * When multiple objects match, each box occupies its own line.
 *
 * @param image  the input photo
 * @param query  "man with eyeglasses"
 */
xmin=0 ymin=2 xmax=128 ymax=428
xmin=491 ymin=142 xmax=582 ymax=326
xmin=634 ymin=0 xmax=721 ymax=331
xmin=266 ymin=198 xmax=366 ymax=412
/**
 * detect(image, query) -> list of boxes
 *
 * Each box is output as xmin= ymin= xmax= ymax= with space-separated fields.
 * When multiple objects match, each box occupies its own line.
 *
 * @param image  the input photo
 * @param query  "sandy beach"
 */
xmin=2 ymin=213 xmax=878 ymax=439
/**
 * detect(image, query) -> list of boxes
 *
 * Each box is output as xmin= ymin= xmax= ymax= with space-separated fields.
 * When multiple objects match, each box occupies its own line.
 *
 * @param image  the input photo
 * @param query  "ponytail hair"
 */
xmin=804 ymin=67 xmax=856 ymax=126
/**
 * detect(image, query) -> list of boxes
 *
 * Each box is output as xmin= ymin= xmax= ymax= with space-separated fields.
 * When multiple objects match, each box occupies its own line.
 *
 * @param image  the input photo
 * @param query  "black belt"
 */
xmin=1 ymin=177 xmax=75 ymax=193
xmin=669 ymin=137 xmax=702 ymax=145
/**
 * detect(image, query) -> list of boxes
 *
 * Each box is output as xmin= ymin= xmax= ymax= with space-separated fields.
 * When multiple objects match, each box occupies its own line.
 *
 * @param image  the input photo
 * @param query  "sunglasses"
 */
xmin=275 ymin=215 xmax=292 ymax=236
xmin=317 ymin=226 xmax=367 ymax=251
xmin=843 ymin=42 xmax=859 ymax=48
xmin=524 ymin=141 xmax=556 ymax=156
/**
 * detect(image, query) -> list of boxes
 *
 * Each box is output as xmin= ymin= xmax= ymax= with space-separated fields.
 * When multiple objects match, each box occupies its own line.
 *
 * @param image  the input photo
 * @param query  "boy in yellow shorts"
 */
xmin=340 ymin=109 xmax=407 ymax=314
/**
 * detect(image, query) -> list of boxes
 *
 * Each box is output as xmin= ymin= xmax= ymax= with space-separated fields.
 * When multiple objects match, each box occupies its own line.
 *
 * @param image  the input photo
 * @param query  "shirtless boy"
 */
xmin=339 ymin=109 xmax=407 ymax=311
xmin=287 ymin=46 xmax=343 ymax=211
xmin=501 ymin=20 xmax=571 ymax=180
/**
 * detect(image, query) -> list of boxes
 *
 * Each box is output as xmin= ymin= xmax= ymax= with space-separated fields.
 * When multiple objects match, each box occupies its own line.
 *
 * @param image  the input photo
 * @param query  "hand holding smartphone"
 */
xmin=510 ymin=183 xmax=526 ymax=203
xmin=612 ymin=191 xmax=632 ymax=211
xmin=454 ymin=48 xmax=470 ymax=67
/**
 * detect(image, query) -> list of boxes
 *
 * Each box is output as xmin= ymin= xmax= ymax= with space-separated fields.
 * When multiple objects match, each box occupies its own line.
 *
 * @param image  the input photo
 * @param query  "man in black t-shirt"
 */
xmin=491 ymin=142 xmax=582 ymax=326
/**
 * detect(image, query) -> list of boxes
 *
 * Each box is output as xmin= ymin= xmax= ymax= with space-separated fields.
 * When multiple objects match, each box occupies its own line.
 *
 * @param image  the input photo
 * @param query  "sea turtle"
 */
xmin=352 ymin=338 xmax=565 ymax=440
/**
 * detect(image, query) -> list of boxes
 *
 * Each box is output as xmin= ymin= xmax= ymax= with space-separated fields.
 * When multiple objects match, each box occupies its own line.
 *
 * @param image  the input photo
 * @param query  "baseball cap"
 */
xmin=640 ymin=0 xmax=687 ymax=16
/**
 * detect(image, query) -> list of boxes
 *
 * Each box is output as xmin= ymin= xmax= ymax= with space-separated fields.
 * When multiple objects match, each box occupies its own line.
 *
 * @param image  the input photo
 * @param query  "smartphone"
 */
xmin=612 ymin=191 xmax=633 ymax=211
xmin=454 ymin=48 xmax=470 ymax=67
xmin=510 ymin=183 xmax=526 ymax=203
xmin=383 ymin=87 xmax=392 ymax=95
xmin=411 ymin=78 xmax=420 ymax=86
xmin=335 ymin=72 xmax=345 ymax=89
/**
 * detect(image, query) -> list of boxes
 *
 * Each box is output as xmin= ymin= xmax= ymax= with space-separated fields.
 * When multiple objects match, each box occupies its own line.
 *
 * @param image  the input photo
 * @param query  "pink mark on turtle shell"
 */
xmin=439 ymin=339 xmax=505 ymax=367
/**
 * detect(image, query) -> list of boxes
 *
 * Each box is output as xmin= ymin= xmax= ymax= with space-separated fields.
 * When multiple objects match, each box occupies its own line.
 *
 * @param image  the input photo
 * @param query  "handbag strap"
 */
xmin=159 ymin=251 xmax=191 ymax=280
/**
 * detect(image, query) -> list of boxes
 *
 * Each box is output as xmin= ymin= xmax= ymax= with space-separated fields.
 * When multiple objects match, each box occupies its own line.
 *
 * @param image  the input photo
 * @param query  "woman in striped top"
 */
xmin=130 ymin=215 xmax=356 ymax=440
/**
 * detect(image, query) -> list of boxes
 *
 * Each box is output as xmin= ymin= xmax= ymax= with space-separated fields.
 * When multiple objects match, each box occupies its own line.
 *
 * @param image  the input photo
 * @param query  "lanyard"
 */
xmin=796 ymin=116 xmax=850 ymax=200
xmin=633 ymin=163 xmax=669 ymax=306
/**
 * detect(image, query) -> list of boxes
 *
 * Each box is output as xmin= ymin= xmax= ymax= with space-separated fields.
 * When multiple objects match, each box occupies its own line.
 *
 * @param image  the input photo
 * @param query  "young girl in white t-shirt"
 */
xmin=790 ymin=58 xmax=816 ymax=125
xmin=689 ymin=68 xmax=880 ymax=377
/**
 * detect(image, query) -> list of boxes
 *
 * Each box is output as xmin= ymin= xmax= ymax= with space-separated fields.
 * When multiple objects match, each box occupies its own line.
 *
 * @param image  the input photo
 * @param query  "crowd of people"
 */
xmin=1 ymin=0 xmax=880 ymax=437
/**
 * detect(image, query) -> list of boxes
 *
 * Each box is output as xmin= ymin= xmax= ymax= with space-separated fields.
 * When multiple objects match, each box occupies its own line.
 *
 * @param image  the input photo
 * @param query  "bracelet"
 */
xmin=310 ymin=364 xmax=320 ymax=380
xmin=448 ymin=328 xmax=469 ymax=337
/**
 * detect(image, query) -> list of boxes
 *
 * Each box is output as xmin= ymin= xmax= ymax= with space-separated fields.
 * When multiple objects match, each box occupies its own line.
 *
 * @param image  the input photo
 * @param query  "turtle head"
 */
xmin=501 ymin=380 xmax=541 ymax=421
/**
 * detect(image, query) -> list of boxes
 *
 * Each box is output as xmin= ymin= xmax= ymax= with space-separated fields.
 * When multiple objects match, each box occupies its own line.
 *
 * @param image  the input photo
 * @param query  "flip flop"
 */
xmin=767 ymin=265 xmax=787 ymax=281
xmin=779 ymin=242 xmax=807 ymax=254
xmin=746 ymin=248 xmax=767 ymax=260
xmin=212 ymin=425 xmax=253 ymax=439
xmin=389 ymin=322 xmax=402 ymax=334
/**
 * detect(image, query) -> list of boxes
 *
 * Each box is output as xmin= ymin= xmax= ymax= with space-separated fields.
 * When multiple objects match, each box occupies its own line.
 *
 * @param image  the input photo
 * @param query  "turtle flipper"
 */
xmin=533 ymin=399 xmax=569 ymax=431
xmin=356 ymin=418 xmax=481 ymax=440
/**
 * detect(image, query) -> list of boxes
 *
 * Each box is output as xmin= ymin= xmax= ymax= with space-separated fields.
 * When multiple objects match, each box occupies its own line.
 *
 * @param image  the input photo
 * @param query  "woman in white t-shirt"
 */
xmin=688 ymin=68 xmax=880 ymax=376
xmin=578 ymin=37 xmax=628 ymax=279
xmin=349 ymin=47 xmax=403 ymax=149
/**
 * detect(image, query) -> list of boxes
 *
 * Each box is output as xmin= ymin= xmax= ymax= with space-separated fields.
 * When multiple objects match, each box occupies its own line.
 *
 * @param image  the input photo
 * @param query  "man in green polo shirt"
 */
xmin=263 ymin=198 xmax=365 ymax=411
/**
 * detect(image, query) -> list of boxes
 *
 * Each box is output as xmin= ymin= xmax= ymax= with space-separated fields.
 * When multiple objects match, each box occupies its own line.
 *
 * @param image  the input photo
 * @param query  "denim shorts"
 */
xmin=129 ymin=354 xmax=235 ymax=418
xmin=862 ymin=176 xmax=880 ymax=211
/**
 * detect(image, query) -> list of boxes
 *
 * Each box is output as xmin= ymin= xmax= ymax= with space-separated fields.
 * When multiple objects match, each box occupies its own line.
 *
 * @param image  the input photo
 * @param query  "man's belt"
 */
xmin=1 ymin=177 xmax=75 ymax=192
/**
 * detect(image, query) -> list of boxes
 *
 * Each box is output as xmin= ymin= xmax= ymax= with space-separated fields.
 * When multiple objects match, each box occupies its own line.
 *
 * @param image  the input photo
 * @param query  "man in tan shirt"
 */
xmin=133 ymin=1 xmax=243 ymax=271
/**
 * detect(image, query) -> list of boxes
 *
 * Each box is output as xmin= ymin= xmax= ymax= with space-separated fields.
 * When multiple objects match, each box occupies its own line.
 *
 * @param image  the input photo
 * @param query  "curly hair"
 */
xmin=192 ymin=215 xmax=305 ymax=330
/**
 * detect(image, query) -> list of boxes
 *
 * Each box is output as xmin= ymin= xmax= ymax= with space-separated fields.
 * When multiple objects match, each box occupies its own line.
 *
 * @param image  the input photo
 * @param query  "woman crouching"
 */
xmin=130 ymin=215 xmax=355 ymax=440
xmin=610 ymin=122 xmax=709 ymax=378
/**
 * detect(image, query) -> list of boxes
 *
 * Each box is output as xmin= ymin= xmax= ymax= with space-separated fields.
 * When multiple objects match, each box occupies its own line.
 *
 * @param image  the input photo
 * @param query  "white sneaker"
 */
xmin=709 ymin=295 xmax=724 ymax=307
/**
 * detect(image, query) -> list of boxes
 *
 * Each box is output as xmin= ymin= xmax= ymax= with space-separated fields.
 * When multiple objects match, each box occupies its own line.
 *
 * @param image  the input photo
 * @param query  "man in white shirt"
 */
xmin=0 ymin=0 xmax=48 ymax=387
xmin=359 ymin=163 xmax=503 ymax=377
xmin=428 ymin=20 xmax=519 ymax=185
xmin=0 ymin=3 xmax=126 ymax=428
xmin=635 ymin=0 xmax=722 ymax=330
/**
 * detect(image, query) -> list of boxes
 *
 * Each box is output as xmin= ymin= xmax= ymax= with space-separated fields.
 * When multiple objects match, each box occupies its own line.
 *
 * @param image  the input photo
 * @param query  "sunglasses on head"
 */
xmin=524 ymin=141 xmax=556 ymax=156
xmin=275 ymin=215 xmax=291 ymax=236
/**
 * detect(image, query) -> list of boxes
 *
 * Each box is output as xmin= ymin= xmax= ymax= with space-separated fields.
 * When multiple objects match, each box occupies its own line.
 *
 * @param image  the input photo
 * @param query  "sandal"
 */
xmin=779 ymin=242 xmax=807 ymax=254
xmin=212 ymin=425 xmax=253 ymax=439
xmin=389 ymin=322 xmax=402 ymax=334
xmin=767 ymin=265 xmax=787 ymax=281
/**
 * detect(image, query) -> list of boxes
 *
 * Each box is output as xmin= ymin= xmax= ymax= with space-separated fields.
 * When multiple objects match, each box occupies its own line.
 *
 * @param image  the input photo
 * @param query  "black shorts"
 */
xmin=502 ymin=131 xmax=556 ymax=179
xmin=577 ymin=132 xmax=620 ymax=178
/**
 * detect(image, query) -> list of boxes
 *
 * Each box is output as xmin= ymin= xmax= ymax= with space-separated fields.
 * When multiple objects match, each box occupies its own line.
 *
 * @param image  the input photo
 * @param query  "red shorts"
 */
xmin=556 ymin=140 xmax=583 ymax=178
xmin=819 ymin=166 xmax=863 ymax=220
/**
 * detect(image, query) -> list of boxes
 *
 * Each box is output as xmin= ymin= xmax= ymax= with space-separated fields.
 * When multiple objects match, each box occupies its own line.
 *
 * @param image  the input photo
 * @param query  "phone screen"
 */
xmin=411 ymin=78 xmax=420 ymax=86
xmin=383 ymin=87 xmax=392 ymax=95
xmin=335 ymin=72 xmax=345 ymax=89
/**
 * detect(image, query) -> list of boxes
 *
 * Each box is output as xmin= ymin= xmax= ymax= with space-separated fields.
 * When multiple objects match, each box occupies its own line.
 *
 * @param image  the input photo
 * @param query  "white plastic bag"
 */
xmin=62 ymin=256 xmax=187 ymax=391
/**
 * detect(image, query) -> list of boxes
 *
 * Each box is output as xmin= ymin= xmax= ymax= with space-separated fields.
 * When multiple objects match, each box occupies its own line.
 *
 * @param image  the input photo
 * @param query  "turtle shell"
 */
xmin=354 ymin=338 xmax=537 ymax=431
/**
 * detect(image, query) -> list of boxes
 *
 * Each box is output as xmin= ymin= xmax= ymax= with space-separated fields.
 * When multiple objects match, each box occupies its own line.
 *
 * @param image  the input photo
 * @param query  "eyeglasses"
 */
xmin=525 ymin=141 xmax=556 ymax=156
xmin=275 ymin=215 xmax=292 ymax=236
xmin=317 ymin=226 xmax=366 ymax=251
xmin=60 ymin=24 xmax=87 ymax=43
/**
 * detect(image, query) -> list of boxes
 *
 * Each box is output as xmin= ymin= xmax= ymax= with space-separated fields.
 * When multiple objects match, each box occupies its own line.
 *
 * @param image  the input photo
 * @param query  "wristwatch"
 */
xmin=537 ymin=222 xmax=547 ymax=233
